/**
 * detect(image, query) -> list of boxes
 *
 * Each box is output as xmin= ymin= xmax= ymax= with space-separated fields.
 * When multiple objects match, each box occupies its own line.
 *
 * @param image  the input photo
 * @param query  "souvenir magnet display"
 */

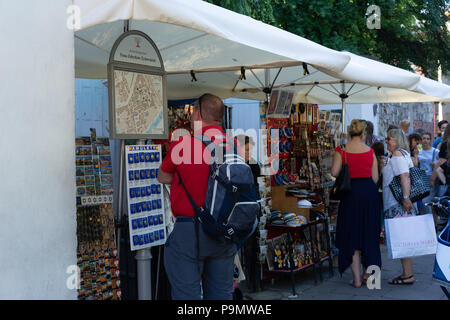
xmin=125 ymin=145 xmax=166 ymax=251
xmin=75 ymin=133 xmax=121 ymax=300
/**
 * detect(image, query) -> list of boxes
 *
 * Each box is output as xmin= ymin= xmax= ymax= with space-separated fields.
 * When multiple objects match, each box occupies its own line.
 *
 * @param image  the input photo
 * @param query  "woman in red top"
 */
xmin=331 ymin=119 xmax=381 ymax=288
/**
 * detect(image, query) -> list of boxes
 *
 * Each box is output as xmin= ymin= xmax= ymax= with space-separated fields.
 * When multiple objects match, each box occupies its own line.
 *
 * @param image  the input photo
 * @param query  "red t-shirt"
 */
xmin=160 ymin=125 xmax=237 ymax=218
xmin=336 ymin=145 xmax=374 ymax=179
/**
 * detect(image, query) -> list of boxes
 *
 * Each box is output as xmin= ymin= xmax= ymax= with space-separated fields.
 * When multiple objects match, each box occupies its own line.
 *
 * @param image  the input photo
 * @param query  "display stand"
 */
xmin=256 ymin=95 xmax=339 ymax=292
xmin=75 ymin=131 xmax=122 ymax=300
xmin=265 ymin=219 xmax=333 ymax=292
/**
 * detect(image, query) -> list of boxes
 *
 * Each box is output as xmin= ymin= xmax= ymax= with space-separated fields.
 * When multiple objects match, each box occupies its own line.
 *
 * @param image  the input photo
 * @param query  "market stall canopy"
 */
xmin=74 ymin=0 xmax=450 ymax=104
xmin=74 ymin=0 xmax=349 ymax=77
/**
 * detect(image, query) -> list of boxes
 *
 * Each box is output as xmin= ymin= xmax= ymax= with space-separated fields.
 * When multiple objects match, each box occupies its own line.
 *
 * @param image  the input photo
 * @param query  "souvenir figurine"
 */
xmin=307 ymin=253 xmax=313 ymax=265
xmin=274 ymin=244 xmax=283 ymax=268
xmin=293 ymin=254 xmax=298 ymax=267
xmin=281 ymin=245 xmax=288 ymax=268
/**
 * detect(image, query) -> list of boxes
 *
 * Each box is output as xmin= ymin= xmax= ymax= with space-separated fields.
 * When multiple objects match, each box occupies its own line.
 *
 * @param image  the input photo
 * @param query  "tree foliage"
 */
xmin=205 ymin=0 xmax=450 ymax=79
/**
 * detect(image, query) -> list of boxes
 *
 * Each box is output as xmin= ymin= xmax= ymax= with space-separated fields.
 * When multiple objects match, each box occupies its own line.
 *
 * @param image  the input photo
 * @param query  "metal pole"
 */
xmin=136 ymin=248 xmax=152 ymax=299
xmin=116 ymin=139 xmax=125 ymax=254
xmin=341 ymin=98 xmax=346 ymax=133
xmin=135 ymin=139 xmax=152 ymax=300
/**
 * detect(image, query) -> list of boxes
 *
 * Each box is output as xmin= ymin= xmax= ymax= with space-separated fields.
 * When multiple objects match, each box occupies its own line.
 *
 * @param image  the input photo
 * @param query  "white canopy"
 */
xmin=74 ymin=0 xmax=450 ymax=104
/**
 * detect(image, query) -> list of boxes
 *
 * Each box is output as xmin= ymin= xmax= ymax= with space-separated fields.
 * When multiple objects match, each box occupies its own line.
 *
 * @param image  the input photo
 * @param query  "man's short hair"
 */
xmin=421 ymin=131 xmax=432 ymax=139
xmin=197 ymin=93 xmax=225 ymax=123
xmin=400 ymin=120 xmax=410 ymax=129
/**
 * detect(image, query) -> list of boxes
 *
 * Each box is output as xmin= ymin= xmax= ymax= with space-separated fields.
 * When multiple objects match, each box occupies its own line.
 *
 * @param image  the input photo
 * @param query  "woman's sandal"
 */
xmin=388 ymin=275 xmax=415 ymax=285
xmin=361 ymin=273 xmax=370 ymax=285
xmin=349 ymin=280 xmax=362 ymax=288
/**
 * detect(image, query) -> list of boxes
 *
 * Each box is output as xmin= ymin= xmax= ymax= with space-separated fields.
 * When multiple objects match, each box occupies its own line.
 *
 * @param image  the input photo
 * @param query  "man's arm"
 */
xmin=157 ymin=166 xmax=173 ymax=184
xmin=430 ymin=157 xmax=446 ymax=187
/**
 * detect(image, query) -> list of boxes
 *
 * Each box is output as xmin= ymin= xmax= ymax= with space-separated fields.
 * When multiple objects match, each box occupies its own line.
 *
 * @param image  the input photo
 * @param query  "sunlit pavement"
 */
xmin=241 ymin=244 xmax=447 ymax=300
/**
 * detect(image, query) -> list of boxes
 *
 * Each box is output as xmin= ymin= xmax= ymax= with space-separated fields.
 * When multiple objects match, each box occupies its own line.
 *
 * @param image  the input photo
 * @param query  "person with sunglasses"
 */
xmin=383 ymin=129 xmax=417 ymax=285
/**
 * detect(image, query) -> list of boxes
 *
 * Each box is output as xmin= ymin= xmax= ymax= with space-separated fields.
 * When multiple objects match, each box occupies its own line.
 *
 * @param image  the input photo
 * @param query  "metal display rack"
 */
xmin=265 ymin=218 xmax=334 ymax=298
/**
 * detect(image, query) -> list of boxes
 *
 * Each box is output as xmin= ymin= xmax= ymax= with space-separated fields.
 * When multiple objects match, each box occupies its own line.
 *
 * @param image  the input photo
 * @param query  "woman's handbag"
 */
xmin=330 ymin=145 xmax=351 ymax=200
xmin=389 ymin=167 xmax=430 ymax=203
xmin=388 ymin=150 xmax=430 ymax=203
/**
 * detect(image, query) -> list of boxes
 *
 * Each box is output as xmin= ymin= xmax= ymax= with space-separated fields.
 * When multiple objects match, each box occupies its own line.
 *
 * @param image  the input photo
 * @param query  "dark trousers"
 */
xmin=164 ymin=219 xmax=236 ymax=300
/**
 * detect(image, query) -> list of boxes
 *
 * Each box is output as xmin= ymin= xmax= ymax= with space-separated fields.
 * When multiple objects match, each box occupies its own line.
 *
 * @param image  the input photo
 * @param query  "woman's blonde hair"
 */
xmin=387 ymin=128 xmax=410 ymax=152
xmin=348 ymin=119 xmax=367 ymax=138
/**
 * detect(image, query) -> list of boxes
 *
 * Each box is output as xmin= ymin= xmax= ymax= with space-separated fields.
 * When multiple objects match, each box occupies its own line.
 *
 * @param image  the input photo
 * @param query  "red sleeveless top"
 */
xmin=336 ymin=145 xmax=374 ymax=179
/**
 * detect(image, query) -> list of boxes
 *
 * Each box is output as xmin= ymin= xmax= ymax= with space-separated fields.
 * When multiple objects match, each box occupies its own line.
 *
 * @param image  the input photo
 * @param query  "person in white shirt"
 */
xmin=383 ymin=129 xmax=416 ymax=285
xmin=418 ymin=132 xmax=438 ymax=215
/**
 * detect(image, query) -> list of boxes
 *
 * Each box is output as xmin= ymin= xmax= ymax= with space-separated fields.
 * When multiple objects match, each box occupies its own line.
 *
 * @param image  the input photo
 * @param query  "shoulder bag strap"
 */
xmin=176 ymin=171 xmax=204 ymax=217
xmin=342 ymin=144 xmax=347 ymax=165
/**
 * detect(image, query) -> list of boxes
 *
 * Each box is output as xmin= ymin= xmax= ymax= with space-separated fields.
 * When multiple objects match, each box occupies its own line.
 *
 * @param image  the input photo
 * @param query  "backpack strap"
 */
xmin=194 ymin=133 xmax=239 ymax=158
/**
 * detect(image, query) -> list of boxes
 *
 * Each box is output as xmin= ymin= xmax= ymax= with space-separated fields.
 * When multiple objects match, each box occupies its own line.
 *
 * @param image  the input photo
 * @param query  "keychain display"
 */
xmin=75 ymin=130 xmax=121 ymax=300
xmin=75 ymin=131 xmax=113 ymax=198
xmin=126 ymin=144 xmax=166 ymax=251
xmin=77 ymin=246 xmax=121 ymax=300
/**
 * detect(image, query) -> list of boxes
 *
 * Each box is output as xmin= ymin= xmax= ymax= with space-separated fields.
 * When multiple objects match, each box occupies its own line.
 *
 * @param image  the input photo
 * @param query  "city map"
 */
xmin=113 ymin=70 xmax=164 ymax=136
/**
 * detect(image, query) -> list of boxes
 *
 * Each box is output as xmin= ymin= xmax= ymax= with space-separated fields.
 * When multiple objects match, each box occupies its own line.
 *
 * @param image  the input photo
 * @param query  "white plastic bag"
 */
xmin=385 ymin=214 xmax=437 ymax=259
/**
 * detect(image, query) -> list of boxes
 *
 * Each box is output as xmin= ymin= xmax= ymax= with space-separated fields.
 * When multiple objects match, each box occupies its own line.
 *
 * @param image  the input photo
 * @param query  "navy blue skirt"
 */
xmin=336 ymin=177 xmax=382 ymax=275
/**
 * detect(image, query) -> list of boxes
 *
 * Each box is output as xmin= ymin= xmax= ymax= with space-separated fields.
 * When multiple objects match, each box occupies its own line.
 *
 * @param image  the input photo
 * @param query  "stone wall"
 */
xmin=443 ymin=74 xmax=450 ymax=122
xmin=375 ymin=102 xmax=435 ymax=137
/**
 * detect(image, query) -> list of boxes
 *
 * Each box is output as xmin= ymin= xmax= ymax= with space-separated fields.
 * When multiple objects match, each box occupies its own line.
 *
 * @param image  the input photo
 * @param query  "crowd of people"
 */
xmin=331 ymin=119 xmax=449 ymax=287
xmin=158 ymin=92 xmax=447 ymax=298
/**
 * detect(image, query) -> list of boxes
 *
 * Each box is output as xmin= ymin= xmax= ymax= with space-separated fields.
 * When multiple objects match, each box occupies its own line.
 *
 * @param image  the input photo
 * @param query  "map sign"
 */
xmin=113 ymin=70 xmax=164 ymax=136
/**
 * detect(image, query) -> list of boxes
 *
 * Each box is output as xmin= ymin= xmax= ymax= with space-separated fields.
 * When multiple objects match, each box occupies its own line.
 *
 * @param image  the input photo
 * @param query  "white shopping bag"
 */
xmin=385 ymin=214 xmax=437 ymax=259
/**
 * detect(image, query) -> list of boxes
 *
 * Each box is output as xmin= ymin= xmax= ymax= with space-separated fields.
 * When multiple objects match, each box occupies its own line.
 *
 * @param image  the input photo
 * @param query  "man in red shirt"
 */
xmin=157 ymin=93 xmax=237 ymax=300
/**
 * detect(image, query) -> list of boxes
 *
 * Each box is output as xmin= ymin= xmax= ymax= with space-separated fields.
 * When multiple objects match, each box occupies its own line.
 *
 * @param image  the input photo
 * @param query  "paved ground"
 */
xmin=240 ymin=244 xmax=448 ymax=300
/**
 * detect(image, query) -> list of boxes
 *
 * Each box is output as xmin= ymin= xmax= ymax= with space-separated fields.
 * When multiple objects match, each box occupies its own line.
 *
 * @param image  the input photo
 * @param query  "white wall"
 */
xmin=226 ymin=98 xmax=261 ymax=161
xmin=0 ymin=0 xmax=77 ymax=299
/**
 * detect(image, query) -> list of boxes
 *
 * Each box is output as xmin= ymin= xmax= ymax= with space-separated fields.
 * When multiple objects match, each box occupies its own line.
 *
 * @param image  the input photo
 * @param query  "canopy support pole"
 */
xmin=340 ymin=81 xmax=348 ymax=134
xmin=341 ymin=97 xmax=346 ymax=133
xmin=135 ymin=139 xmax=152 ymax=300
xmin=264 ymin=69 xmax=270 ymax=102
xmin=116 ymin=139 xmax=125 ymax=255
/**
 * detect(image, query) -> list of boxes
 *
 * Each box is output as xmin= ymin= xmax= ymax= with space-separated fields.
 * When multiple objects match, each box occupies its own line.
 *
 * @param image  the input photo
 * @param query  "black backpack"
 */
xmin=177 ymin=134 xmax=259 ymax=246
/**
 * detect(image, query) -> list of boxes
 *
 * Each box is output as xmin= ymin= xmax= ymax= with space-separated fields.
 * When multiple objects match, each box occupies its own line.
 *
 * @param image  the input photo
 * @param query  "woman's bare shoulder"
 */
xmin=392 ymin=150 xmax=403 ymax=157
